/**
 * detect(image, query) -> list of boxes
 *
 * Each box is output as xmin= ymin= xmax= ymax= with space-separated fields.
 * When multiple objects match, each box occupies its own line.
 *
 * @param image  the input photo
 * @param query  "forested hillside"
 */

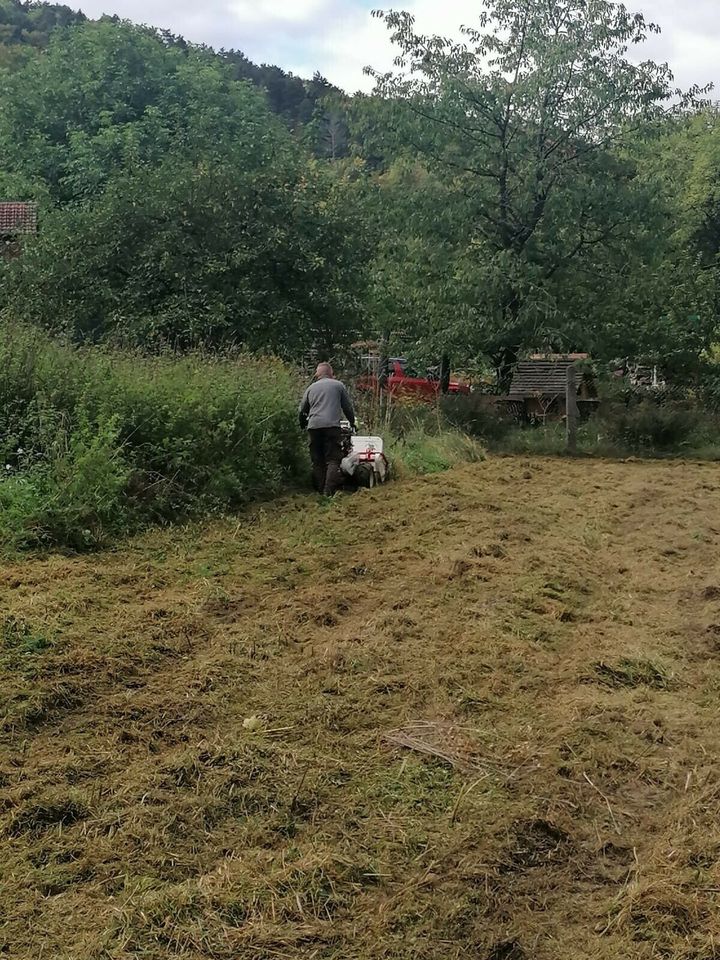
xmin=0 ymin=0 xmax=718 ymax=379
xmin=0 ymin=7 xmax=363 ymax=352
xmin=0 ymin=0 xmax=345 ymax=142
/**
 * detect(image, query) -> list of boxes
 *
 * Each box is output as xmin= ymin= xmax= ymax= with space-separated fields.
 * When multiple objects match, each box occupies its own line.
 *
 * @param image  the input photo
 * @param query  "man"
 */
xmin=299 ymin=362 xmax=356 ymax=496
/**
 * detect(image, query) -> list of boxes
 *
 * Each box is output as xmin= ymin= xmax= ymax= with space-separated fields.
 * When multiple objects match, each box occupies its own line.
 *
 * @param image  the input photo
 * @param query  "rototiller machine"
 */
xmin=339 ymin=420 xmax=390 ymax=490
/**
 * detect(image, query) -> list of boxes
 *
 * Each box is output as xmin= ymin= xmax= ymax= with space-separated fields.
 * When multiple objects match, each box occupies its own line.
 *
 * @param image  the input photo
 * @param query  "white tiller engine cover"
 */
xmin=340 ymin=421 xmax=390 ymax=486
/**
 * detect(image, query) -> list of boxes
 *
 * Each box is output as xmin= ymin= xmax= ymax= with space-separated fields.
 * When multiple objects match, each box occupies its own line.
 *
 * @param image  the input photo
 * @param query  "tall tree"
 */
xmin=0 ymin=20 xmax=282 ymax=202
xmin=367 ymin=0 xmax=709 ymax=384
xmin=3 ymin=157 xmax=369 ymax=354
xmin=0 ymin=20 xmax=370 ymax=353
xmin=626 ymin=109 xmax=720 ymax=376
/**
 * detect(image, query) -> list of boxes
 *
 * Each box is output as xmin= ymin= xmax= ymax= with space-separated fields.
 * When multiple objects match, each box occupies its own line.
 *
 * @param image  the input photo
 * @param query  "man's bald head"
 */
xmin=316 ymin=362 xmax=334 ymax=379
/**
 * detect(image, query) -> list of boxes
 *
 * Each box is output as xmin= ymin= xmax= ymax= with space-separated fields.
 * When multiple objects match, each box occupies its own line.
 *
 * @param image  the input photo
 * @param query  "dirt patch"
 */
xmin=501 ymin=819 xmax=572 ymax=872
xmin=486 ymin=943 xmax=526 ymax=960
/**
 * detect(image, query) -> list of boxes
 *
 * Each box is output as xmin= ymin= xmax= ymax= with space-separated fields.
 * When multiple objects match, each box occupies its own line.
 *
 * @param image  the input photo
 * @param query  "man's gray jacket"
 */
xmin=299 ymin=377 xmax=356 ymax=430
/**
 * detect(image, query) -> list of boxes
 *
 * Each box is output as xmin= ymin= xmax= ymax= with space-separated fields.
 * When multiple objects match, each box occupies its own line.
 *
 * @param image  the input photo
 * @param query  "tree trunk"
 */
xmin=566 ymin=364 xmax=579 ymax=455
xmin=493 ymin=293 xmax=522 ymax=392
xmin=493 ymin=345 xmax=518 ymax=393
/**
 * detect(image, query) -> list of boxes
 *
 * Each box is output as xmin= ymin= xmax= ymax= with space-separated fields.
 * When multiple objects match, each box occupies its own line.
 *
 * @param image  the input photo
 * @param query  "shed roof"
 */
xmin=0 ymin=202 xmax=38 ymax=236
xmin=508 ymin=358 xmax=584 ymax=399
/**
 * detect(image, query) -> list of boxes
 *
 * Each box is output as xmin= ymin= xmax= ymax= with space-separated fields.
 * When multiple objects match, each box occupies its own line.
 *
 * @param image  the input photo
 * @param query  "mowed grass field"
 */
xmin=2 ymin=457 xmax=720 ymax=959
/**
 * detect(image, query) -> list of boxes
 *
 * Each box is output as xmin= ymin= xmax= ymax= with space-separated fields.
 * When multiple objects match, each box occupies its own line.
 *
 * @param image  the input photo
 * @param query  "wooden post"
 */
xmin=378 ymin=335 xmax=390 ymax=428
xmin=566 ymin=364 xmax=578 ymax=455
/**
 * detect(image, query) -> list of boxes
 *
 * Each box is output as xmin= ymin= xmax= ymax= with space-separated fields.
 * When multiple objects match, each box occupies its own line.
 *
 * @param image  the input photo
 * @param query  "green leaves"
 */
xmin=3 ymin=152 xmax=368 ymax=354
xmin=0 ymin=20 xmax=286 ymax=202
xmin=364 ymin=0 xmax=713 ymax=382
xmin=0 ymin=19 xmax=370 ymax=355
xmin=0 ymin=324 xmax=307 ymax=548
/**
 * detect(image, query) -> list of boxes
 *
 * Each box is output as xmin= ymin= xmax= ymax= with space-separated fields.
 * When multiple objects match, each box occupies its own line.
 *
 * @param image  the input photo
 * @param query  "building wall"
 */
xmin=0 ymin=238 xmax=23 ymax=260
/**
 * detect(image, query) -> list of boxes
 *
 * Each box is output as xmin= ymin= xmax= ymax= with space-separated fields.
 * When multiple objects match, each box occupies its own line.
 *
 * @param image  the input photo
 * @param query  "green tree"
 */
xmin=3 ymin=156 xmax=368 ymax=354
xmin=367 ymin=1 xmax=709 ymax=384
xmin=0 ymin=19 xmax=370 ymax=353
xmin=632 ymin=110 xmax=720 ymax=376
xmin=302 ymin=77 xmax=351 ymax=159
xmin=0 ymin=0 xmax=85 ymax=50
xmin=0 ymin=20 xmax=283 ymax=202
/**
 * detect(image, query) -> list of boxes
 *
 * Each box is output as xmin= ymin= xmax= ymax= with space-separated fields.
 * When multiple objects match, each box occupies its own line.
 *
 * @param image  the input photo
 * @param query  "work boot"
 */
xmin=324 ymin=461 xmax=343 ymax=497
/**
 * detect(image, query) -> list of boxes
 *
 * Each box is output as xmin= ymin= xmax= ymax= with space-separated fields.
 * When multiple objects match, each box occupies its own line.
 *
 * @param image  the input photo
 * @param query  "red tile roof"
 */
xmin=0 ymin=202 xmax=38 ymax=236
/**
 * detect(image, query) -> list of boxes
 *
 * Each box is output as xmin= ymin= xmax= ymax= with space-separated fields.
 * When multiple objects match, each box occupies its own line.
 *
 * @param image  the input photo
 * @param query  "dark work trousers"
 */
xmin=308 ymin=427 xmax=343 ymax=496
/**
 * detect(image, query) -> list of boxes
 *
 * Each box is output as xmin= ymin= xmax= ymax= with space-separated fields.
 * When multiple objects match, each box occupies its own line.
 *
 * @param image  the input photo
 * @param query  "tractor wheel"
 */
xmin=354 ymin=463 xmax=375 ymax=489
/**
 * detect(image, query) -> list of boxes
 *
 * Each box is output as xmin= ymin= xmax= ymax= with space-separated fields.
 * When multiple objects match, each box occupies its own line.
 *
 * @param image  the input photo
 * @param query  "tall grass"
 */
xmin=439 ymin=385 xmax=720 ymax=460
xmin=596 ymin=394 xmax=720 ymax=455
xmin=0 ymin=324 xmax=305 ymax=549
xmin=350 ymin=393 xmax=485 ymax=476
xmin=389 ymin=428 xmax=485 ymax=476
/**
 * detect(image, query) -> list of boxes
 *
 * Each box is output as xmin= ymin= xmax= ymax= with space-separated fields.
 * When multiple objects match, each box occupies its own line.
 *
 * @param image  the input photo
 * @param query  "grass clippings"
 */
xmin=592 ymin=658 xmax=675 ymax=690
xmin=383 ymin=720 xmax=490 ymax=773
xmin=2 ymin=456 xmax=720 ymax=959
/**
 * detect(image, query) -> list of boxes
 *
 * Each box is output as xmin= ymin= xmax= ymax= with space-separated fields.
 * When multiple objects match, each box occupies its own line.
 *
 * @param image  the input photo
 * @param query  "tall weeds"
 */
xmin=0 ymin=324 xmax=305 ymax=549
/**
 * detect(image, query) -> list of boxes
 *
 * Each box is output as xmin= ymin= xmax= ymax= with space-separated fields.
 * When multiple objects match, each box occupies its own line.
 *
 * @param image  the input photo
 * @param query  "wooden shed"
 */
xmin=503 ymin=355 xmax=597 ymax=423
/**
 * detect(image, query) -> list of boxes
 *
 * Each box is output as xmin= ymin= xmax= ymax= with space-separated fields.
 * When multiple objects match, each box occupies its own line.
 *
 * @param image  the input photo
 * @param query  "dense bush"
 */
xmin=0 ymin=325 xmax=305 ymax=549
xmin=440 ymin=393 xmax=514 ymax=442
xmin=597 ymin=387 xmax=720 ymax=452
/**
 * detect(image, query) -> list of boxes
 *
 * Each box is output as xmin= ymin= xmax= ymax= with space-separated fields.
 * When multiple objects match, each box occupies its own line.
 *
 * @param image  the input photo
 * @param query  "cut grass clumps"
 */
xmin=592 ymin=658 xmax=675 ymax=690
xmin=2 ymin=456 xmax=720 ymax=958
xmin=485 ymin=941 xmax=527 ymax=960
xmin=0 ymin=615 xmax=55 ymax=679
xmin=502 ymin=818 xmax=572 ymax=873
xmin=7 ymin=795 xmax=90 ymax=837
xmin=111 ymin=848 xmax=374 ymax=955
xmin=1 ymin=615 xmax=52 ymax=657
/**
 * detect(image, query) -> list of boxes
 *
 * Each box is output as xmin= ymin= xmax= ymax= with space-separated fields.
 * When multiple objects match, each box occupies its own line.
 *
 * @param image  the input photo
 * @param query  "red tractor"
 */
xmin=357 ymin=358 xmax=471 ymax=399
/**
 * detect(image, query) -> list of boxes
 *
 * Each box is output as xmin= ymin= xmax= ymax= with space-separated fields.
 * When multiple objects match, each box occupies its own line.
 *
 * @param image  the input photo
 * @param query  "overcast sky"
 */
xmin=72 ymin=0 xmax=719 ymax=95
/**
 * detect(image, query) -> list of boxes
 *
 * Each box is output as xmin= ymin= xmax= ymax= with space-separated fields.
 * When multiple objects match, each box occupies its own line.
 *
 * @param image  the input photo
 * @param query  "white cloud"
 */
xmin=227 ymin=0 xmax=329 ymax=27
xmin=73 ymin=0 xmax=720 ymax=95
xmin=272 ymin=0 xmax=720 ymax=96
xmin=640 ymin=0 xmax=720 ymax=92
xmin=403 ymin=0 xmax=485 ymax=36
xmin=299 ymin=8 xmax=392 ymax=92
xmin=280 ymin=0 xmax=479 ymax=93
